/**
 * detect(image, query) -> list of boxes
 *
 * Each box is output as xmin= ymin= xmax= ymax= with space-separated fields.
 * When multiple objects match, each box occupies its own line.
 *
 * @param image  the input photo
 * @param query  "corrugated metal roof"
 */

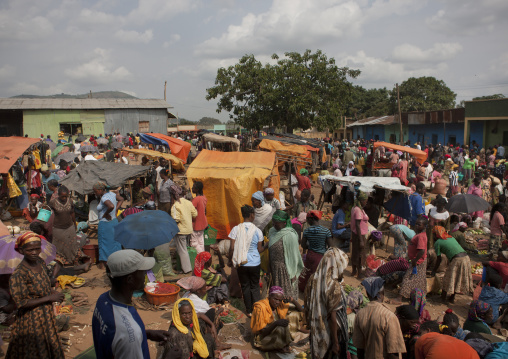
xmin=347 ymin=115 xmax=395 ymax=127
xmin=0 ymin=98 xmax=173 ymax=110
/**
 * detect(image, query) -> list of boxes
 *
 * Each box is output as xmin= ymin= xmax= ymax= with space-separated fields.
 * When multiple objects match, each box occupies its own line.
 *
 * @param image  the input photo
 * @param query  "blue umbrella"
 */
xmin=114 ymin=210 xmax=179 ymax=249
xmin=383 ymin=192 xmax=411 ymax=221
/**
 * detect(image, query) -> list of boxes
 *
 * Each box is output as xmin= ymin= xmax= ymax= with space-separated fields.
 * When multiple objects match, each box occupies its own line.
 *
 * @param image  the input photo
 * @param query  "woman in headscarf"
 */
xmin=22 ymin=193 xmax=42 ymax=223
xmin=389 ymin=224 xmax=415 ymax=259
xmin=346 ymin=290 xmax=364 ymax=359
xmin=160 ymin=298 xmax=214 ymax=359
xmin=463 ymin=300 xmax=494 ymax=335
xmin=410 ymin=288 xmax=431 ymax=323
xmin=263 ymin=188 xmax=281 ymax=210
xmin=481 ymin=170 xmax=493 ymax=203
xmin=93 ymin=182 xmax=123 ymax=268
xmin=6 ymin=232 xmax=65 ymax=358
xmin=305 ymin=248 xmax=349 ymax=359
xmin=298 ymin=210 xmax=332 ymax=291
xmin=467 ymin=177 xmax=484 ymax=219
xmin=251 ymin=286 xmax=304 ymax=353
xmin=268 ymin=210 xmax=304 ymax=299
xmin=193 ymin=252 xmax=229 ymax=304
xmin=345 ymin=161 xmax=358 ymax=176
xmin=431 ymin=226 xmax=473 ymax=304
xmin=251 ymin=191 xmax=275 ymax=233
xmin=351 ymin=191 xmax=369 ymax=278
xmin=158 ymin=169 xmax=174 ymax=214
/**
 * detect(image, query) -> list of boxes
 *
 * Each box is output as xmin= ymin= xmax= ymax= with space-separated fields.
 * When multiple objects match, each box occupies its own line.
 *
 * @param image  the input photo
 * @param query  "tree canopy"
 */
xmin=473 ymin=94 xmax=505 ymax=101
xmin=347 ymin=86 xmax=391 ymax=119
xmin=390 ymin=76 xmax=456 ymax=112
xmin=206 ymin=50 xmax=360 ymax=131
xmin=198 ymin=117 xmax=222 ymax=125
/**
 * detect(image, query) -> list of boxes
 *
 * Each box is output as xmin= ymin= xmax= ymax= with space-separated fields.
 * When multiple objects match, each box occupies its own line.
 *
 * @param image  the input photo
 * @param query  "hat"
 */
xmin=41 ymin=164 xmax=49 ymax=171
xmin=107 ymin=249 xmax=155 ymax=278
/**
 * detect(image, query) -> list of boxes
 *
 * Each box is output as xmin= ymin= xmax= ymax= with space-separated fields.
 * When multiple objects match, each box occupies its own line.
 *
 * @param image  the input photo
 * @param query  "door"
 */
xmin=503 ymin=131 xmax=508 ymax=146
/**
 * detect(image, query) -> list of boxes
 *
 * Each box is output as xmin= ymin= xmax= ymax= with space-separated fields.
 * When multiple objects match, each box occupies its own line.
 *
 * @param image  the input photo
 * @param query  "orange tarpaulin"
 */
xmin=186 ymin=150 xmax=278 ymax=240
xmin=0 ymin=137 xmax=41 ymax=174
xmin=140 ymin=133 xmax=191 ymax=164
xmin=121 ymin=148 xmax=185 ymax=171
xmin=373 ymin=141 xmax=427 ymax=165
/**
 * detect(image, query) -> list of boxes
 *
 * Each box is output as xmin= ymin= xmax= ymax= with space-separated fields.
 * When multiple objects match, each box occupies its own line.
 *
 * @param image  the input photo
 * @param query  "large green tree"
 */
xmin=197 ymin=117 xmax=222 ymax=125
xmin=347 ymin=86 xmax=391 ymax=119
xmin=389 ymin=76 xmax=456 ymax=112
xmin=206 ymin=50 xmax=360 ymax=131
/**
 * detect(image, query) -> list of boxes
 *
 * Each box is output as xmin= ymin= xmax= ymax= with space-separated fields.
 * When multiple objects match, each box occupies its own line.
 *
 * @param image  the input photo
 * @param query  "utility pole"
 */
xmin=396 ymin=83 xmax=403 ymax=145
xmin=164 ymin=81 xmax=167 ymax=101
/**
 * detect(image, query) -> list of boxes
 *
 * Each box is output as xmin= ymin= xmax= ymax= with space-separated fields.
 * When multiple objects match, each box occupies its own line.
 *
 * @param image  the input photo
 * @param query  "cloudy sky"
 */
xmin=1 ymin=0 xmax=507 ymax=122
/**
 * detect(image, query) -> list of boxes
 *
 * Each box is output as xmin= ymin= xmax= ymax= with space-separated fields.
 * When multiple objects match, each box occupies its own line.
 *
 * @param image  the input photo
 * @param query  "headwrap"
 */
xmin=272 ymin=209 xmax=291 ymax=227
xmin=357 ymin=191 xmax=368 ymax=201
xmin=177 ymin=276 xmax=206 ymax=292
xmin=30 ymin=194 xmax=40 ymax=199
xmin=410 ymin=288 xmax=426 ymax=317
xmin=451 ymin=222 xmax=467 ymax=233
xmin=361 ymin=277 xmax=385 ymax=298
xmin=193 ymin=252 xmax=212 ymax=277
xmin=468 ymin=300 xmax=492 ymax=332
xmin=263 ymin=188 xmax=274 ymax=195
xmin=170 ymin=184 xmax=182 ymax=202
xmin=15 ymin=231 xmax=42 ymax=252
xmin=370 ymin=231 xmax=383 ymax=242
xmin=142 ymin=185 xmax=154 ymax=195
xmin=332 ymin=164 xmax=339 ymax=169
xmin=172 ymin=299 xmax=209 ymax=358
xmin=93 ymin=182 xmax=106 ymax=191
xmin=251 ymin=191 xmax=265 ymax=206
xmin=307 ymin=210 xmax=322 ymax=221
xmin=269 ymin=286 xmax=284 ymax=296
xmin=299 ymin=168 xmax=309 ymax=176
xmin=347 ymin=290 xmax=364 ymax=313
xmin=423 ymin=162 xmax=429 ymax=167
xmin=433 ymin=226 xmax=451 ymax=240
xmin=345 ymin=161 xmax=355 ymax=176
xmin=397 ymin=150 xmax=403 ymax=156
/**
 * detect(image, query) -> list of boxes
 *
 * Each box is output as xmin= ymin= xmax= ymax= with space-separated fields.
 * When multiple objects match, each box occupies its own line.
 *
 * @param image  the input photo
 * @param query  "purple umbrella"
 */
xmin=0 ymin=235 xmax=57 ymax=274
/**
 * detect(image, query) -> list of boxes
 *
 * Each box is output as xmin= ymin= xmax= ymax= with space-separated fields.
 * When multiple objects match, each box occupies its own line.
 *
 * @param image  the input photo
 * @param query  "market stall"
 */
xmin=186 ymin=149 xmax=278 ymax=240
xmin=139 ymin=133 xmax=191 ymax=164
xmin=121 ymin=147 xmax=185 ymax=171
xmin=372 ymin=141 xmax=427 ymax=172
xmin=202 ymin=133 xmax=240 ymax=152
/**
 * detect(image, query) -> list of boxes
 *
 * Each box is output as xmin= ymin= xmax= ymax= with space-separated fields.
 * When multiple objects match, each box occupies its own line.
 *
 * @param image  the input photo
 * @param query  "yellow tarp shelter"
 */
xmin=186 ymin=149 xmax=279 ymax=240
xmin=121 ymin=148 xmax=185 ymax=171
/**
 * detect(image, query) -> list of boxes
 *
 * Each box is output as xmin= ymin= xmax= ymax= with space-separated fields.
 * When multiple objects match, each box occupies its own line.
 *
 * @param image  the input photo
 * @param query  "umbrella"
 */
xmin=47 ymin=142 xmax=57 ymax=151
xmin=75 ymin=135 xmax=86 ymax=143
xmin=52 ymin=145 xmax=70 ymax=158
xmin=80 ymin=145 xmax=98 ymax=153
xmin=55 ymin=152 xmax=78 ymax=164
xmin=0 ymin=235 xmax=57 ymax=274
xmin=383 ymin=192 xmax=411 ymax=221
xmin=114 ymin=210 xmax=179 ymax=249
xmin=445 ymin=194 xmax=490 ymax=214
xmin=111 ymin=142 xmax=124 ymax=149
xmin=97 ymin=138 xmax=109 ymax=145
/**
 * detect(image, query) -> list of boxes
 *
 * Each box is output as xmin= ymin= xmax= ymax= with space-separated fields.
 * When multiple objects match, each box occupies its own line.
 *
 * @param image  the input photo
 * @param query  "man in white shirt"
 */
xmin=83 ymin=152 xmax=97 ymax=161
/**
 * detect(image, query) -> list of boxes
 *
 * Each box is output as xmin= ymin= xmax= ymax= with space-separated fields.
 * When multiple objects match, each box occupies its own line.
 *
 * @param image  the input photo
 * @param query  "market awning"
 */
xmin=320 ymin=175 xmax=409 ymax=193
xmin=0 ymin=137 xmax=41 ymax=174
xmin=121 ymin=148 xmax=185 ymax=171
xmin=202 ymin=133 xmax=240 ymax=151
xmin=373 ymin=141 xmax=427 ymax=165
xmin=59 ymin=160 xmax=148 ymax=194
xmin=139 ymin=133 xmax=191 ymax=164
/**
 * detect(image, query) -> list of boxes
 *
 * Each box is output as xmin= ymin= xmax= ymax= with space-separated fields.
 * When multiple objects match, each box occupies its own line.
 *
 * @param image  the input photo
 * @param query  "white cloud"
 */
xmin=0 ymin=65 xmax=16 ymax=80
xmin=426 ymin=0 xmax=508 ymax=35
xmin=0 ymin=14 xmax=54 ymax=41
xmin=391 ymin=43 xmax=463 ymax=63
xmin=65 ymin=48 xmax=132 ymax=85
xmin=125 ymin=0 xmax=198 ymax=24
xmin=8 ymin=82 xmax=66 ymax=96
xmin=163 ymin=34 xmax=181 ymax=48
xmin=114 ymin=29 xmax=153 ymax=44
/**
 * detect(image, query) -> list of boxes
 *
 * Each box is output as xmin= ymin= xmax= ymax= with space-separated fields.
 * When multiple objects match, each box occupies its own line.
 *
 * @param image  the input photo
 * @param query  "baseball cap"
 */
xmin=107 ymin=249 xmax=155 ymax=278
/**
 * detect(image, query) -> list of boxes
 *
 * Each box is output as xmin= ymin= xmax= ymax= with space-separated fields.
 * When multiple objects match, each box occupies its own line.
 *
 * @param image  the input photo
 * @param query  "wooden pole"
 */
xmin=443 ymin=120 xmax=446 ymax=146
xmin=343 ymin=116 xmax=346 ymax=140
xmin=164 ymin=81 xmax=167 ymax=101
xmin=396 ymin=83 xmax=403 ymax=145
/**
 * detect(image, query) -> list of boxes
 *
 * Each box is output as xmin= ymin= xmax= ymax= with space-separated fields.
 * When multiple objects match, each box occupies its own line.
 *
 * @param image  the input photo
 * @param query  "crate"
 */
xmin=204 ymin=225 xmax=218 ymax=245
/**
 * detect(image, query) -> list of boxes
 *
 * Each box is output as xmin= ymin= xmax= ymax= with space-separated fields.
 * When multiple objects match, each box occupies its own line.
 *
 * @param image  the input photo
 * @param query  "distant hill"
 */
xmin=10 ymin=91 xmax=137 ymax=99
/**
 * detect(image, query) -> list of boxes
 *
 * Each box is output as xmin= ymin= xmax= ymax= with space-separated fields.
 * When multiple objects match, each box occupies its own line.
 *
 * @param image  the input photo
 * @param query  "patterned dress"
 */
xmin=269 ymin=239 xmax=297 ymax=299
xmin=6 ymin=259 xmax=64 ymax=358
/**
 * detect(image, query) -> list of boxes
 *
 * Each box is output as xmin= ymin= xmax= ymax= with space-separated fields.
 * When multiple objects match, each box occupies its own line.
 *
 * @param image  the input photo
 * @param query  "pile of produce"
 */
xmin=471 ymin=263 xmax=483 ymax=275
xmin=219 ymin=309 xmax=238 ymax=323
xmin=146 ymin=282 xmax=178 ymax=294
xmin=344 ymin=284 xmax=370 ymax=306
xmin=468 ymin=229 xmax=484 ymax=235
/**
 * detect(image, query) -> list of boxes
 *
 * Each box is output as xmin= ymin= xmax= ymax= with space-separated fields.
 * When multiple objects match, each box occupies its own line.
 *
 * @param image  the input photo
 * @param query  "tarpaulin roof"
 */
xmin=320 ymin=175 xmax=409 ymax=193
xmin=139 ymin=133 xmax=191 ymax=164
xmin=186 ymin=149 xmax=277 ymax=240
xmin=121 ymin=148 xmax=185 ymax=171
xmin=265 ymin=133 xmax=323 ymax=148
xmin=373 ymin=141 xmax=427 ymax=165
xmin=259 ymin=139 xmax=311 ymax=157
xmin=59 ymin=161 xmax=148 ymax=194
xmin=203 ymin=133 xmax=240 ymax=151
xmin=0 ymin=137 xmax=41 ymax=173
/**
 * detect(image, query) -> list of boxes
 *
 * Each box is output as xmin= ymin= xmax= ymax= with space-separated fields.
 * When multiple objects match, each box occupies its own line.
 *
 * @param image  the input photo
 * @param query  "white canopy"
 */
xmin=320 ymin=175 xmax=409 ymax=193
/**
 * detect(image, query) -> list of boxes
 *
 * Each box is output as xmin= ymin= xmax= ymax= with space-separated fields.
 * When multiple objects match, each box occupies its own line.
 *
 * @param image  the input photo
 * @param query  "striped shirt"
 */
xmin=353 ymin=301 xmax=406 ymax=359
xmin=302 ymin=225 xmax=331 ymax=254
xmin=201 ymin=265 xmax=222 ymax=287
xmin=377 ymin=258 xmax=410 ymax=275
xmin=449 ymin=171 xmax=458 ymax=186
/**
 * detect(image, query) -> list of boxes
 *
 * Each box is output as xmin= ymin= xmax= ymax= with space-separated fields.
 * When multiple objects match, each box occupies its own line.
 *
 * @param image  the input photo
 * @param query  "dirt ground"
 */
xmin=0 ymin=154 xmax=491 ymax=358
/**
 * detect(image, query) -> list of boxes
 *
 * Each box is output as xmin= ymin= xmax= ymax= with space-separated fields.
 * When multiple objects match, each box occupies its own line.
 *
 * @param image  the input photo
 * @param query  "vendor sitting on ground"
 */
xmin=482 ymin=250 xmax=508 ymax=292
xmin=251 ymin=286 xmax=304 ymax=353
xmin=193 ymin=250 xmax=229 ymax=304
xmin=22 ymin=194 xmax=42 ymax=223
xmin=450 ymin=221 xmax=477 ymax=253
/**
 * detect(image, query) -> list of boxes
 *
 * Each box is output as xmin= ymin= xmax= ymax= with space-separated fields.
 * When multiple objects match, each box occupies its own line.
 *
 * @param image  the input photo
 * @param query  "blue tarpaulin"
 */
xmin=383 ymin=192 xmax=411 ymax=221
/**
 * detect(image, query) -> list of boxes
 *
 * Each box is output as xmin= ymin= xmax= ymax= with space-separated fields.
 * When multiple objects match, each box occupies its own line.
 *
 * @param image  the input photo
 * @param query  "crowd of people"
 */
xmin=1 ymin=133 xmax=508 ymax=359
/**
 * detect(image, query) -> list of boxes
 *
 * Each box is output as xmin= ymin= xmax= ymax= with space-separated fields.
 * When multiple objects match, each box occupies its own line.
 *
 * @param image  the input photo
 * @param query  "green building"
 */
xmin=465 ymin=98 xmax=508 ymax=147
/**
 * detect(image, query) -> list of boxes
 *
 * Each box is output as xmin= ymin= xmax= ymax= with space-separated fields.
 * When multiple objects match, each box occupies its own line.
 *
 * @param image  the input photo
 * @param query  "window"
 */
xmin=389 ymin=134 xmax=396 ymax=143
xmin=139 ymin=121 xmax=149 ymax=133
xmin=60 ymin=123 xmax=82 ymax=136
xmin=448 ymin=135 xmax=456 ymax=145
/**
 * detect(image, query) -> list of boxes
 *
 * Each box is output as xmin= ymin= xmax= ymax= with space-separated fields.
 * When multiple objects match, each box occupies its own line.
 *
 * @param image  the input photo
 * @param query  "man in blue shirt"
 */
xmin=409 ymin=182 xmax=425 ymax=228
xmin=40 ymin=164 xmax=60 ymax=203
xmin=331 ymin=202 xmax=352 ymax=249
xmin=92 ymin=250 xmax=180 ymax=359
